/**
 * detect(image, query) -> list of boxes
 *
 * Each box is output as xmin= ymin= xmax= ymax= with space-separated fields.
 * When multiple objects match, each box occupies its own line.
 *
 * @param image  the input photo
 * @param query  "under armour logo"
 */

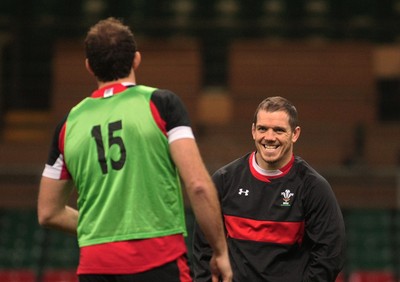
xmin=238 ymin=188 xmax=249 ymax=196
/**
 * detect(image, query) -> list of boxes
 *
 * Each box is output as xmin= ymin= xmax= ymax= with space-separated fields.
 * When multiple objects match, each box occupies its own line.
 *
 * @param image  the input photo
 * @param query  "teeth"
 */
xmin=264 ymin=145 xmax=277 ymax=149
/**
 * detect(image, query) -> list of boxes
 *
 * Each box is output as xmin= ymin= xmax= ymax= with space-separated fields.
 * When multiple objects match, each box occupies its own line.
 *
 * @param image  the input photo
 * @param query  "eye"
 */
xmin=274 ymin=127 xmax=286 ymax=133
xmin=257 ymin=126 xmax=267 ymax=133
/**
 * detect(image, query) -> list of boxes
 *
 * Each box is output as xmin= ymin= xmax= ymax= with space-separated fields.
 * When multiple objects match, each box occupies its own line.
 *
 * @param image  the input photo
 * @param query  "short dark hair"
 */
xmin=85 ymin=17 xmax=137 ymax=82
xmin=253 ymin=96 xmax=299 ymax=130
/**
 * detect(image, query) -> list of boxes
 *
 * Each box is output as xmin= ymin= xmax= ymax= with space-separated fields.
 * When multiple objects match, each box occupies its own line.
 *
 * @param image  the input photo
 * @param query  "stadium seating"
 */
xmin=0 ymin=209 xmax=43 ymax=270
xmin=348 ymin=270 xmax=396 ymax=282
xmin=41 ymin=270 xmax=78 ymax=282
xmin=343 ymin=209 xmax=400 ymax=282
xmin=0 ymin=209 xmax=79 ymax=281
xmin=0 ymin=270 xmax=36 ymax=282
xmin=345 ymin=209 xmax=394 ymax=271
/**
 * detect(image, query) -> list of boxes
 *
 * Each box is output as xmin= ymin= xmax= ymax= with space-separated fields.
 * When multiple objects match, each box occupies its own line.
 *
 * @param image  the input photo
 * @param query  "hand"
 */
xmin=210 ymin=253 xmax=233 ymax=282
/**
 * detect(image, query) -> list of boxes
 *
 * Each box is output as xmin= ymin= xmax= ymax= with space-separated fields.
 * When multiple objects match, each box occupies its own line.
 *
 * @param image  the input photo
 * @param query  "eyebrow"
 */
xmin=257 ymin=125 xmax=287 ymax=131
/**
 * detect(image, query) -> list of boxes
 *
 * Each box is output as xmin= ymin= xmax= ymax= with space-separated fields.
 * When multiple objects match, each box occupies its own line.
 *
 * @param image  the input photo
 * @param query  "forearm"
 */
xmin=170 ymin=139 xmax=228 ymax=254
xmin=303 ymin=255 xmax=344 ymax=282
xmin=39 ymin=205 xmax=78 ymax=235
xmin=170 ymin=138 xmax=232 ymax=281
xmin=187 ymin=178 xmax=227 ymax=256
xmin=192 ymin=222 xmax=214 ymax=281
xmin=304 ymin=238 xmax=345 ymax=281
xmin=38 ymin=177 xmax=78 ymax=235
xmin=189 ymin=187 xmax=232 ymax=282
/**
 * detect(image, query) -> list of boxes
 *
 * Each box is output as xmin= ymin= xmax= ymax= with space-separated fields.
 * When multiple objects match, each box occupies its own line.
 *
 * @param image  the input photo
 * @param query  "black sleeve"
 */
xmin=302 ymin=175 xmax=346 ymax=282
xmin=46 ymin=114 xmax=68 ymax=165
xmin=151 ymin=89 xmax=191 ymax=132
xmin=192 ymin=222 xmax=213 ymax=282
xmin=192 ymin=170 xmax=225 ymax=282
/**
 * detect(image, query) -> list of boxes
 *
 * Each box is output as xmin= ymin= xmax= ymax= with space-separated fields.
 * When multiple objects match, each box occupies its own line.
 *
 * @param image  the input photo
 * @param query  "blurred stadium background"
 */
xmin=0 ymin=0 xmax=400 ymax=281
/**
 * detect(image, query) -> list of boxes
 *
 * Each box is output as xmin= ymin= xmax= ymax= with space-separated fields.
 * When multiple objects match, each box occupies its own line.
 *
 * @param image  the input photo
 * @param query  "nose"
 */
xmin=263 ymin=129 xmax=276 ymax=141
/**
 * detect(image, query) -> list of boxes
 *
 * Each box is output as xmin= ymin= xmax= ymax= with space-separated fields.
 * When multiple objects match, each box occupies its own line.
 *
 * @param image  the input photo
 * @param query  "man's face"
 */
xmin=252 ymin=110 xmax=300 ymax=170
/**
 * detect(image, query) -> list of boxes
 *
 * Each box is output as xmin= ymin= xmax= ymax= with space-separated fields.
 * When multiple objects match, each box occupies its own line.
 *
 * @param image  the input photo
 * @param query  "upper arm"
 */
xmin=304 ymin=178 xmax=345 ymax=240
xmin=169 ymin=138 xmax=211 ymax=189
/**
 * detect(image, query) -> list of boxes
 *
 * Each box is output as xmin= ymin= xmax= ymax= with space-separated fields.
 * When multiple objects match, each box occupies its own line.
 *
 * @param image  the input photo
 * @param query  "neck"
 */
xmin=97 ymin=70 xmax=136 ymax=89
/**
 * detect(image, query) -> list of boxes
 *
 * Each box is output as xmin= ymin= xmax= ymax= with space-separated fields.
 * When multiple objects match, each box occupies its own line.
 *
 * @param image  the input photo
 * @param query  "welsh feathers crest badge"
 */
xmin=281 ymin=189 xmax=294 ymax=206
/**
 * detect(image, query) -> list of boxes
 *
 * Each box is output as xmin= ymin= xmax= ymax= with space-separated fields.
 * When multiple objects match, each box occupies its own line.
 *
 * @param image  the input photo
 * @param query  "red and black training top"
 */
xmin=192 ymin=152 xmax=346 ymax=282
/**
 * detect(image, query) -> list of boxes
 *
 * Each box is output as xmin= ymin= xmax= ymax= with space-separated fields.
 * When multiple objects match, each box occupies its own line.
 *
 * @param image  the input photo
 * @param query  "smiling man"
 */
xmin=192 ymin=96 xmax=346 ymax=282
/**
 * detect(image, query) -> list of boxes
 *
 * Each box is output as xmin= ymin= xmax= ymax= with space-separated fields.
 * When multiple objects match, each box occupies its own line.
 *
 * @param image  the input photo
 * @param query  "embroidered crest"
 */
xmin=281 ymin=189 xmax=294 ymax=206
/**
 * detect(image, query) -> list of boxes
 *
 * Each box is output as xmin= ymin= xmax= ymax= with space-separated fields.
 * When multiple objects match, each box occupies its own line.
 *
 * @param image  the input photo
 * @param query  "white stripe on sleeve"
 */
xmin=168 ymin=126 xmax=195 ymax=144
xmin=42 ymin=154 xmax=65 ymax=179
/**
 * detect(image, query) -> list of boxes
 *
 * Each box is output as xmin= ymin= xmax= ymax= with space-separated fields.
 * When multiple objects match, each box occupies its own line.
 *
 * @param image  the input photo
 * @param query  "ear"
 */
xmin=292 ymin=126 xmax=301 ymax=143
xmin=251 ymin=123 xmax=256 ymax=140
xmin=133 ymin=51 xmax=141 ymax=70
xmin=85 ymin=58 xmax=94 ymax=75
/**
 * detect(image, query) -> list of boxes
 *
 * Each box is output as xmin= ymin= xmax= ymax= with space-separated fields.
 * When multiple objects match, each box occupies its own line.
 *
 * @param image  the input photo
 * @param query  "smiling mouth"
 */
xmin=263 ymin=144 xmax=279 ymax=150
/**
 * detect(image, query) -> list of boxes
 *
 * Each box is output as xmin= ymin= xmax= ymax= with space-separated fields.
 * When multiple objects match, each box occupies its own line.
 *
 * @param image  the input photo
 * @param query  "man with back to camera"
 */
xmin=37 ymin=17 xmax=232 ymax=282
xmin=192 ymin=96 xmax=345 ymax=282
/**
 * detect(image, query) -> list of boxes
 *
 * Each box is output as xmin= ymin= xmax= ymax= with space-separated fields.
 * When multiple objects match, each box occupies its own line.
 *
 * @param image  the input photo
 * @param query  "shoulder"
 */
xmin=151 ymin=88 xmax=184 ymax=108
xmin=293 ymin=158 xmax=343 ymax=221
xmin=294 ymin=156 xmax=330 ymax=187
xmin=213 ymin=153 xmax=252 ymax=177
xmin=147 ymin=88 xmax=191 ymax=131
xmin=131 ymin=86 xmax=183 ymax=109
